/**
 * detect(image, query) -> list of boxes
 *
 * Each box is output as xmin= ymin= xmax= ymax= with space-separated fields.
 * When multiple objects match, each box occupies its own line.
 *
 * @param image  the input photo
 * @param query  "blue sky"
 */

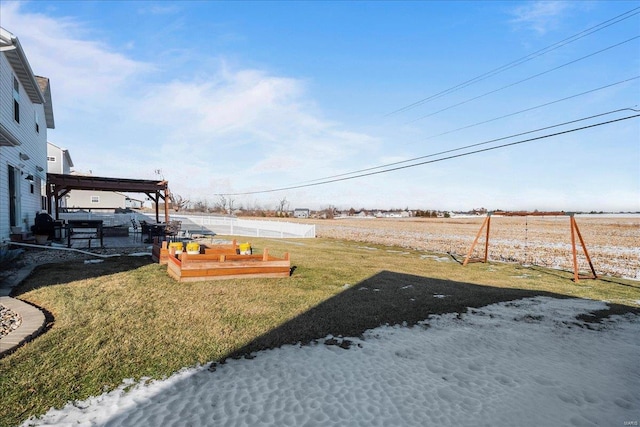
xmin=2 ymin=1 xmax=639 ymax=211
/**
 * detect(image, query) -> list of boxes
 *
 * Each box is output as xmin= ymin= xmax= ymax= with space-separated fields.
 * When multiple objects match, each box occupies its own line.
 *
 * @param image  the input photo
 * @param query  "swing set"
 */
xmin=462 ymin=211 xmax=597 ymax=282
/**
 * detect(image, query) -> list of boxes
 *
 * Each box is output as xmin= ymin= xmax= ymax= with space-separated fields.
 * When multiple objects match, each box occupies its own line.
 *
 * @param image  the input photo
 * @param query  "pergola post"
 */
xmin=163 ymin=182 xmax=170 ymax=224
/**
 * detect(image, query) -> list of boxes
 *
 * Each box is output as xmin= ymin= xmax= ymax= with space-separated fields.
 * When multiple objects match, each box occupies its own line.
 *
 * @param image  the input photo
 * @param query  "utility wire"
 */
xmin=296 ymin=78 xmax=639 ymax=186
xmin=414 ymin=76 xmax=640 ymax=143
xmin=408 ymin=36 xmax=640 ymax=123
xmin=297 ymin=107 xmax=639 ymax=184
xmin=385 ymin=7 xmax=640 ymax=117
xmin=215 ymin=113 xmax=640 ymax=196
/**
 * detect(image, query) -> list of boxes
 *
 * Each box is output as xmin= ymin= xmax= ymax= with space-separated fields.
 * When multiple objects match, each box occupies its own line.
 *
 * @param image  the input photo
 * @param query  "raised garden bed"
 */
xmin=166 ymin=248 xmax=291 ymax=282
xmin=152 ymin=239 xmax=239 ymax=264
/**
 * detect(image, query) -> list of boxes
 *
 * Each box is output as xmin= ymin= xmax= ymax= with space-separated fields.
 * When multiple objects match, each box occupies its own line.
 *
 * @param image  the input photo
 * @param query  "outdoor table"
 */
xmin=66 ymin=220 xmax=104 ymax=248
xmin=142 ymin=222 xmax=168 ymax=243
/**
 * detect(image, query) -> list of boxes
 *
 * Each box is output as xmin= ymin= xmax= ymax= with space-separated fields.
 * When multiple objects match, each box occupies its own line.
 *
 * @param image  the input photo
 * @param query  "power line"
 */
xmin=385 ymin=7 xmax=640 ymax=117
xmin=414 ymin=76 xmax=640 ymax=143
xmin=294 ymin=79 xmax=639 ymax=186
xmin=215 ymin=113 xmax=640 ymax=196
xmin=297 ymin=107 xmax=639 ymax=184
xmin=407 ymin=36 xmax=640 ymax=123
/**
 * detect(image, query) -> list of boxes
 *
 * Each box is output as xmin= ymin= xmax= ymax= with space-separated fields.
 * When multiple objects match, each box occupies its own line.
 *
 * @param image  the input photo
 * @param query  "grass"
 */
xmin=1 ymin=236 xmax=639 ymax=426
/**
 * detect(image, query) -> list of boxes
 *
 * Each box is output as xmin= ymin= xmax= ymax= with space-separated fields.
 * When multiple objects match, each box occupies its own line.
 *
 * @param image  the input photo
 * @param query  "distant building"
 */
xmin=47 ymin=141 xmax=73 ymax=175
xmin=124 ymin=195 xmax=144 ymax=209
xmin=293 ymin=208 xmax=310 ymax=218
xmin=66 ymin=190 xmax=130 ymax=211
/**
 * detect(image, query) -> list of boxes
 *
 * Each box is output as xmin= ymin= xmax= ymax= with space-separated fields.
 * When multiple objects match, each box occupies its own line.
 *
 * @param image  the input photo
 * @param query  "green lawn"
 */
xmin=1 ymin=236 xmax=639 ymax=427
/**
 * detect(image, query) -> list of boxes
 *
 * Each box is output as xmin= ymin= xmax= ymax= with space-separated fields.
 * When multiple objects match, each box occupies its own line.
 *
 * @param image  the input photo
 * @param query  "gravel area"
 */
xmin=0 ymin=245 xmax=152 ymax=296
xmin=0 ymin=304 xmax=21 ymax=339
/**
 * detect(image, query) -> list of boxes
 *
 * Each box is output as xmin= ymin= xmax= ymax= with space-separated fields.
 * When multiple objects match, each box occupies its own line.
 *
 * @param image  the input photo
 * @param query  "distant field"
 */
xmin=298 ymin=215 xmax=640 ymax=280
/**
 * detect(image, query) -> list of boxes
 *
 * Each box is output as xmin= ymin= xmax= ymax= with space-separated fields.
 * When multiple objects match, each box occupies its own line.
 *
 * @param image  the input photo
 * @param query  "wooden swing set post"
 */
xmin=569 ymin=213 xmax=597 ymax=282
xmin=462 ymin=214 xmax=491 ymax=266
xmin=463 ymin=211 xmax=598 ymax=282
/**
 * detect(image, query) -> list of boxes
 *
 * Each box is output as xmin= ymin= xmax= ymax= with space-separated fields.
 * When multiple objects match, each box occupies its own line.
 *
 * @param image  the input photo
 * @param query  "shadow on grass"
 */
xmin=9 ymin=269 xmax=640 ymax=426
xmin=10 ymin=256 xmax=154 ymax=296
xmin=223 ymin=270 xmax=640 ymax=361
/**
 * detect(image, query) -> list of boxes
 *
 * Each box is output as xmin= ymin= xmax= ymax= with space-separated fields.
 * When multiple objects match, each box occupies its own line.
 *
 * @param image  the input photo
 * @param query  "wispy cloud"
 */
xmin=1 ymin=2 xmax=153 ymax=112
xmin=509 ymin=1 xmax=572 ymax=35
xmin=138 ymin=4 xmax=181 ymax=16
xmin=0 ymin=1 xmax=378 ymax=202
xmin=132 ymin=66 xmax=378 ymax=196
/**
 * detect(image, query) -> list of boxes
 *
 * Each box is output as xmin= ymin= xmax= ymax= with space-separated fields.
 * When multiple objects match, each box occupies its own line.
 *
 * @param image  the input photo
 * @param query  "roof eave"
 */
xmin=0 ymin=123 xmax=21 ymax=147
xmin=1 ymin=28 xmax=46 ymax=105
xmin=63 ymin=150 xmax=74 ymax=167
xmin=36 ymin=76 xmax=55 ymax=128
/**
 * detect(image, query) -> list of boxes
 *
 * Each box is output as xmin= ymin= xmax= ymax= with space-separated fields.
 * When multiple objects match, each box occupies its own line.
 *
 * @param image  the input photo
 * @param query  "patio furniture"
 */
xmin=66 ymin=219 xmax=104 ymax=248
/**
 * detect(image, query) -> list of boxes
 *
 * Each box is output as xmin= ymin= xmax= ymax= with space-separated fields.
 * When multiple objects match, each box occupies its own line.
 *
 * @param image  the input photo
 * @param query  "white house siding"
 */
xmin=0 ymin=53 xmax=49 ymax=239
xmin=46 ymin=143 xmax=63 ymax=174
xmin=65 ymin=190 xmax=127 ymax=210
xmin=47 ymin=142 xmax=73 ymax=175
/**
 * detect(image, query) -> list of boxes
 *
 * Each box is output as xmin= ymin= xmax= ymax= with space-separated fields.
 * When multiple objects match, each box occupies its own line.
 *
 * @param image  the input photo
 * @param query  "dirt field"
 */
xmin=303 ymin=214 xmax=640 ymax=280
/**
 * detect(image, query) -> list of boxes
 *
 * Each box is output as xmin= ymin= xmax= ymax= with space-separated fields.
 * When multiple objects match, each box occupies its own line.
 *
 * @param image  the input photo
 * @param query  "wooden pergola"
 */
xmin=462 ymin=211 xmax=597 ymax=282
xmin=46 ymin=173 xmax=171 ymax=223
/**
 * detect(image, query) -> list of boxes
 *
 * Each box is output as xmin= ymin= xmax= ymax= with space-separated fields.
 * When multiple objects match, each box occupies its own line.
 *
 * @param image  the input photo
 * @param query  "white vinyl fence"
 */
xmin=170 ymin=215 xmax=316 ymax=238
xmin=57 ymin=212 xmax=135 ymax=227
xmin=57 ymin=212 xmax=316 ymax=238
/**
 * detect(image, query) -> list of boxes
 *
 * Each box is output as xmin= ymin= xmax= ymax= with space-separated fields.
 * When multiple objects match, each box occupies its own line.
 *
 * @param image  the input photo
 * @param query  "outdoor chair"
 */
xmin=130 ymin=218 xmax=142 ymax=242
xmin=165 ymin=220 xmax=182 ymax=237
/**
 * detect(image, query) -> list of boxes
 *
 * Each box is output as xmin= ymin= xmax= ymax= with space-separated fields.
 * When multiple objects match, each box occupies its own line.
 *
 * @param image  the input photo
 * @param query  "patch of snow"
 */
xmin=21 ymin=297 xmax=640 ymax=427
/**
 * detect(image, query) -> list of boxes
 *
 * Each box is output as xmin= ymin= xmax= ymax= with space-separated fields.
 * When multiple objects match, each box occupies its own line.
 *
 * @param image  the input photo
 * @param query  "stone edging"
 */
xmin=0 ymin=262 xmax=46 ymax=357
xmin=0 ymin=296 xmax=46 ymax=356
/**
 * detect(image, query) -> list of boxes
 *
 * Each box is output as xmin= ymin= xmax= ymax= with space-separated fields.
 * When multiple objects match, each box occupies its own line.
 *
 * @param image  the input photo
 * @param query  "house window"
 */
xmin=91 ymin=196 xmax=100 ymax=203
xmin=41 ymin=181 xmax=47 ymax=210
xmin=47 ymin=156 xmax=56 ymax=162
xmin=13 ymin=77 xmax=20 ymax=123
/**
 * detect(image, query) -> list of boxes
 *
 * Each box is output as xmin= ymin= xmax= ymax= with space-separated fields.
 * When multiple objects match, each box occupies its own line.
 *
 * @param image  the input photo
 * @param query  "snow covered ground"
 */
xmin=22 ymin=297 xmax=639 ymax=427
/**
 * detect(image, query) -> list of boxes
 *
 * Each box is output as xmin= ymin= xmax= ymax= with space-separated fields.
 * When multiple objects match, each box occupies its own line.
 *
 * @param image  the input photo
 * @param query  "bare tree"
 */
xmin=276 ymin=196 xmax=289 ymax=217
xmin=192 ymin=198 xmax=209 ymax=212
xmin=216 ymin=195 xmax=228 ymax=214
xmin=323 ymin=205 xmax=336 ymax=219
xmin=170 ymin=193 xmax=189 ymax=212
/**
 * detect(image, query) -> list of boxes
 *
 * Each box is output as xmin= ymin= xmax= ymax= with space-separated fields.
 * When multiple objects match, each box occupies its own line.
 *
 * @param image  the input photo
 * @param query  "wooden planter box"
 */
xmin=166 ymin=248 xmax=291 ymax=282
xmin=152 ymin=239 xmax=239 ymax=264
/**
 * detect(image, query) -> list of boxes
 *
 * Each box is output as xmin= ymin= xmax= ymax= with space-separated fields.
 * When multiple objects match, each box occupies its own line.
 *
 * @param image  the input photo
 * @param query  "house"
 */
xmin=46 ymin=142 xmax=73 ymax=209
xmin=124 ymin=195 xmax=144 ymax=209
xmin=47 ymin=141 xmax=73 ymax=175
xmin=293 ymin=208 xmax=310 ymax=219
xmin=0 ymin=27 xmax=55 ymax=241
xmin=65 ymin=189 xmax=130 ymax=211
